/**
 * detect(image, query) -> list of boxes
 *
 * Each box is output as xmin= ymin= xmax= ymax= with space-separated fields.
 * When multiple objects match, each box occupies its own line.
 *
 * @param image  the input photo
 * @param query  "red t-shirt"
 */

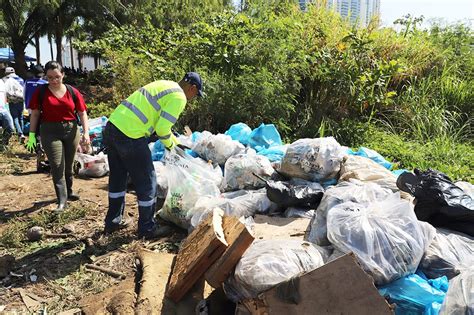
xmin=29 ymin=86 xmax=87 ymax=122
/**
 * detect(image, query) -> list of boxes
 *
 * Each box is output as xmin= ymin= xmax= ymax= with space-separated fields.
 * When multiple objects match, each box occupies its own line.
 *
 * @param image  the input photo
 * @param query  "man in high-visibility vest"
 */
xmin=103 ymin=72 xmax=203 ymax=239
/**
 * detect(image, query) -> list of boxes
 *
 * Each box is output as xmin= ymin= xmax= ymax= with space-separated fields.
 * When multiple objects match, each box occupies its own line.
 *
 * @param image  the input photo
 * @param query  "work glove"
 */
xmin=25 ymin=132 xmax=37 ymax=153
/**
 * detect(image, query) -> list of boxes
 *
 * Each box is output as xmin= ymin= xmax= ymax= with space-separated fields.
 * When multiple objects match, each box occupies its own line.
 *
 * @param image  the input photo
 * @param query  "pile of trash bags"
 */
xmin=89 ymin=118 xmax=472 ymax=314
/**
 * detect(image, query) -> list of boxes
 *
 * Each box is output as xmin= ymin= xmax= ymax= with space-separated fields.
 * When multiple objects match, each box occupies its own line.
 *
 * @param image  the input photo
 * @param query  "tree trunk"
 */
xmin=55 ymin=15 xmax=63 ymax=65
xmin=69 ymin=37 xmax=75 ymax=69
xmin=78 ymin=53 xmax=83 ymax=71
xmin=11 ymin=38 xmax=27 ymax=79
xmin=94 ymin=55 xmax=98 ymax=69
xmin=34 ymin=34 xmax=41 ymax=65
xmin=49 ymin=35 xmax=54 ymax=60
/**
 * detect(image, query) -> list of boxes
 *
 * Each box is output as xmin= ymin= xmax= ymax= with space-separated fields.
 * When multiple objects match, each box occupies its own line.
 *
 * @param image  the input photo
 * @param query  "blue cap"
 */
xmin=183 ymin=72 xmax=204 ymax=97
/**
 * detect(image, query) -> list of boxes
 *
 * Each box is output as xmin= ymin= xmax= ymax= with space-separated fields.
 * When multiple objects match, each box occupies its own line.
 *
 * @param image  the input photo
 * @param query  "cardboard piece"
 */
xmin=205 ymin=216 xmax=254 ymax=288
xmin=166 ymin=209 xmax=228 ymax=302
xmin=236 ymin=254 xmax=393 ymax=315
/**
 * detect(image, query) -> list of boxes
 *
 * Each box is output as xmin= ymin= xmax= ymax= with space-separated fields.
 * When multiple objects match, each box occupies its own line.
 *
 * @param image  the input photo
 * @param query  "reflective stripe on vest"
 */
xmin=157 ymin=134 xmax=171 ymax=140
xmin=160 ymin=111 xmax=177 ymax=124
xmin=124 ymin=87 xmax=183 ymax=125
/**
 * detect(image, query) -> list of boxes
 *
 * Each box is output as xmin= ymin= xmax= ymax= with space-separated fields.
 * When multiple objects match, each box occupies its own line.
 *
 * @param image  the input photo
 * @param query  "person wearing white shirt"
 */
xmin=0 ymin=79 xmax=14 ymax=149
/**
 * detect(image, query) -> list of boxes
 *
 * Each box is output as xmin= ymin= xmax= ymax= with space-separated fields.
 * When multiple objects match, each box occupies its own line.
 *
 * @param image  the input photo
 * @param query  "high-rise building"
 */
xmin=301 ymin=0 xmax=380 ymax=27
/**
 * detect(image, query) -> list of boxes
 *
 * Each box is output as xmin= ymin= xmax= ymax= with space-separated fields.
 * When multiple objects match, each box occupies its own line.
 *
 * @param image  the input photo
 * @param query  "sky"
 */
xmin=380 ymin=0 xmax=474 ymax=26
xmin=26 ymin=0 xmax=474 ymax=66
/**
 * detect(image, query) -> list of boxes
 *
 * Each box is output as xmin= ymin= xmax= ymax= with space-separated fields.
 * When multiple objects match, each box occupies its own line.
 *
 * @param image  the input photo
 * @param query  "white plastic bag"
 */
xmin=224 ymin=240 xmax=325 ymax=302
xmin=190 ymin=189 xmax=273 ymax=228
xmin=420 ymin=228 xmax=474 ymax=279
xmin=284 ymin=207 xmax=315 ymax=219
xmin=158 ymin=150 xmax=222 ymax=229
xmin=75 ymin=152 xmax=109 ymax=177
xmin=439 ymin=269 xmax=474 ymax=315
xmin=279 ymin=137 xmax=345 ymax=181
xmin=327 ymin=193 xmax=436 ymax=285
xmin=222 ymin=150 xmax=275 ymax=191
xmin=306 ymin=179 xmax=393 ymax=246
xmin=192 ymin=132 xmax=245 ymax=165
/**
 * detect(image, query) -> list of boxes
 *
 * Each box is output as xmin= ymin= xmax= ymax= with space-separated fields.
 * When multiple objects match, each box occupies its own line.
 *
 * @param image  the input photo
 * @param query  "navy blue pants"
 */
xmin=9 ymin=102 xmax=24 ymax=136
xmin=103 ymin=122 xmax=157 ymax=235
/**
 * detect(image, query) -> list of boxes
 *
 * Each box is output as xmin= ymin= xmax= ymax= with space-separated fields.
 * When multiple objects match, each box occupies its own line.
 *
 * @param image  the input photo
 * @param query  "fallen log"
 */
xmin=84 ymin=263 xmax=126 ymax=280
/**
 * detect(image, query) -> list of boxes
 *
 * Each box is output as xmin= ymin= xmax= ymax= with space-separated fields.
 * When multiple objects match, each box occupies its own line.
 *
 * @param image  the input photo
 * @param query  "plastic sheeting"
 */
xmin=256 ymin=145 xmax=288 ymax=162
xmin=279 ymin=137 xmax=345 ymax=182
xmin=306 ymin=179 xmax=393 ymax=246
xmin=378 ymin=272 xmax=448 ymax=315
xmin=440 ymin=269 xmax=474 ymax=315
xmin=397 ymin=169 xmax=474 ymax=236
xmin=420 ymin=229 xmax=474 ymax=280
xmin=224 ymin=240 xmax=325 ymax=302
xmin=192 ymin=132 xmax=245 ymax=165
xmin=158 ymin=149 xmax=223 ymax=229
xmin=222 ymin=150 xmax=275 ymax=191
xmin=348 ymin=147 xmax=393 ymax=170
xmin=327 ymin=193 xmax=436 ymax=285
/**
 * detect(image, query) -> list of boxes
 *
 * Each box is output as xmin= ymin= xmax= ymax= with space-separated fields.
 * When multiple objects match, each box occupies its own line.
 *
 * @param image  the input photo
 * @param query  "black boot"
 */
xmin=66 ymin=175 xmax=80 ymax=201
xmin=53 ymin=179 xmax=68 ymax=212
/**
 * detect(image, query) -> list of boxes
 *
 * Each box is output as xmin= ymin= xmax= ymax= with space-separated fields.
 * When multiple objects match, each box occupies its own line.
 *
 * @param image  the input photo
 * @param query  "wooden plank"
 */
xmin=166 ymin=209 xmax=228 ymax=302
xmin=237 ymin=254 xmax=393 ymax=315
xmin=205 ymin=216 xmax=255 ymax=288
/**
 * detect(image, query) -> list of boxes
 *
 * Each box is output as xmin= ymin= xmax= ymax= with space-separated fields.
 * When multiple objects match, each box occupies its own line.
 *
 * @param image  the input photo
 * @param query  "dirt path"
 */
xmin=0 ymin=141 xmax=184 ymax=313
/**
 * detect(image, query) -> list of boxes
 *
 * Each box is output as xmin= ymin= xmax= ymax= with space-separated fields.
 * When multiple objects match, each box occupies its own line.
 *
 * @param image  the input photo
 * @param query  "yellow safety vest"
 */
xmin=109 ymin=80 xmax=186 ymax=149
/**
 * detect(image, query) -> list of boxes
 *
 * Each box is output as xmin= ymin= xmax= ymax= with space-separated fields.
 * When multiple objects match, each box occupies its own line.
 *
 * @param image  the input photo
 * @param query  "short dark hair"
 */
xmin=44 ymin=61 xmax=64 ymax=74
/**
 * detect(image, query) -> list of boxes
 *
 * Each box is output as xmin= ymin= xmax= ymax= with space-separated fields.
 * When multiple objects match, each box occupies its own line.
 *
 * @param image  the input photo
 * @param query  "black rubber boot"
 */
xmin=66 ymin=175 xmax=80 ymax=201
xmin=53 ymin=179 xmax=68 ymax=212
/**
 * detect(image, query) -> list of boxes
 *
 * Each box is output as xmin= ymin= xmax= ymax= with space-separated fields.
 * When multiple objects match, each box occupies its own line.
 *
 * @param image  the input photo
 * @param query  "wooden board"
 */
xmin=205 ymin=216 xmax=255 ymax=288
xmin=166 ymin=209 xmax=228 ymax=302
xmin=237 ymin=254 xmax=393 ymax=315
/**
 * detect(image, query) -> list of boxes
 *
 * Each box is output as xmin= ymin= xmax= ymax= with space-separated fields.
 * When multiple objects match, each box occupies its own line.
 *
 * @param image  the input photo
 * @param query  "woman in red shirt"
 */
xmin=26 ymin=61 xmax=90 ymax=212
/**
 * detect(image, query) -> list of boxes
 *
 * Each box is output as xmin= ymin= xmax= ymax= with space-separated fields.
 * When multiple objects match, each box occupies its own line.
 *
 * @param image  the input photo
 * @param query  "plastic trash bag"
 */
xmin=279 ymin=137 xmax=345 ymax=182
xmin=339 ymin=155 xmax=410 ymax=198
xmin=75 ymin=152 xmax=109 ymax=177
xmin=153 ymin=161 xmax=168 ymax=200
xmin=224 ymin=240 xmax=325 ymax=302
xmin=306 ymin=179 xmax=393 ymax=246
xmin=158 ymin=149 xmax=222 ymax=229
xmin=192 ymin=132 xmax=245 ymax=165
xmin=248 ymin=123 xmax=282 ymax=152
xmin=222 ymin=151 xmax=275 ymax=191
xmin=348 ymin=147 xmax=392 ymax=170
xmin=397 ymin=169 xmax=474 ymax=236
xmin=256 ymin=144 xmax=288 ymax=162
xmin=378 ymin=272 xmax=448 ymax=315
xmin=327 ymin=193 xmax=436 ymax=285
xmin=455 ymin=181 xmax=474 ymax=199
xmin=284 ymin=207 xmax=315 ymax=219
xmin=439 ymin=269 xmax=474 ymax=315
xmin=189 ymin=189 xmax=274 ymax=228
xmin=420 ymin=229 xmax=474 ymax=280
xmin=151 ymin=140 xmax=165 ymax=161
xmin=264 ymin=178 xmax=324 ymax=209
xmin=224 ymin=122 xmax=252 ymax=145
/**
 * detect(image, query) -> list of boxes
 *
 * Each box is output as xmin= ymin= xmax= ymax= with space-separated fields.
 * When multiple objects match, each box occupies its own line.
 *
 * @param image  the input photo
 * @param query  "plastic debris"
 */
xmin=247 ymin=123 xmax=282 ymax=152
xmin=224 ymin=122 xmax=252 ymax=145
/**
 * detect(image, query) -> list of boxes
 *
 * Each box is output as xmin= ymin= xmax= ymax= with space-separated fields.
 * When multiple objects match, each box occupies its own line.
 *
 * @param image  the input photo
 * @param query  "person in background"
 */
xmin=24 ymin=65 xmax=48 ymax=114
xmin=103 ymin=72 xmax=203 ymax=239
xmin=26 ymin=61 xmax=90 ymax=212
xmin=0 ymin=78 xmax=14 ymax=150
xmin=3 ymin=67 xmax=25 ymax=143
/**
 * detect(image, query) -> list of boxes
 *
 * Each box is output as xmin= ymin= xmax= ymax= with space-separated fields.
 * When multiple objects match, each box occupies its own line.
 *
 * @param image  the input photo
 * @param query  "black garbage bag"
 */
xmin=397 ymin=169 xmax=474 ymax=236
xmin=254 ymin=173 xmax=324 ymax=209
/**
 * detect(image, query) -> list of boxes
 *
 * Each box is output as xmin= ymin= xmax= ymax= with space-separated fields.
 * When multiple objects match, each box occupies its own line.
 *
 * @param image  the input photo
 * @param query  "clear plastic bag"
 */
xmin=439 ymin=269 xmax=474 ymax=315
xmin=327 ymin=193 xmax=436 ymax=285
xmin=284 ymin=207 xmax=315 ymax=219
xmin=223 ymin=239 xmax=325 ymax=302
xmin=420 ymin=228 xmax=474 ymax=279
xmin=306 ymin=179 xmax=393 ymax=246
xmin=222 ymin=150 xmax=275 ymax=191
xmin=158 ymin=150 xmax=222 ymax=229
xmin=279 ymin=137 xmax=345 ymax=181
xmin=192 ymin=132 xmax=245 ymax=165
xmin=75 ymin=152 xmax=109 ymax=177
xmin=190 ymin=189 xmax=273 ymax=228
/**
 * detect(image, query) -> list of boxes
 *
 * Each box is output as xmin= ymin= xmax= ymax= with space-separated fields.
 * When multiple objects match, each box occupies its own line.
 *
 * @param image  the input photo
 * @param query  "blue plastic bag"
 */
xmin=151 ymin=141 xmax=165 ymax=161
xmin=348 ymin=147 xmax=393 ymax=170
xmin=225 ymin=123 xmax=252 ymax=145
xmin=378 ymin=273 xmax=448 ymax=315
xmin=248 ymin=123 xmax=282 ymax=152
xmin=256 ymin=145 xmax=287 ymax=162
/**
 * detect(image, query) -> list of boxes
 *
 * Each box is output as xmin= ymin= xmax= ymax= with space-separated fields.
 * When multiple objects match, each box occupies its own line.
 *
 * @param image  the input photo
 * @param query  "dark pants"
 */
xmin=9 ymin=102 xmax=24 ymax=136
xmin=40 ymin=121 xmax=80 ymax=196
xmin=0 ymin=111 xmax=14 ymax=145
xmin=103 ymin=122 xmax=157 ymax=235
